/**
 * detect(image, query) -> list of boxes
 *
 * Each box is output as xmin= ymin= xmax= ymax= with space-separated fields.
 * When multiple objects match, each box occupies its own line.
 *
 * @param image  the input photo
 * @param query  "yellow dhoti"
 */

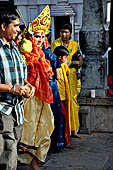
xmin=18 ymin=96 xmax=54 ymax=164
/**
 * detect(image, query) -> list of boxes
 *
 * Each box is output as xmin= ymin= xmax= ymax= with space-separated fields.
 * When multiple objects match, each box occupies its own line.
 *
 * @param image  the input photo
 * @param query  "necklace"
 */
xmin=61 ymin=40 xmax=69 ymax=48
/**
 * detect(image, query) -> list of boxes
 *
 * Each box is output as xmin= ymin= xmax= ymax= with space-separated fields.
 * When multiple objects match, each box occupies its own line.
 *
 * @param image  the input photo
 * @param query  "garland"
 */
xmin=20 ymin=36 xmax=53 ymax=104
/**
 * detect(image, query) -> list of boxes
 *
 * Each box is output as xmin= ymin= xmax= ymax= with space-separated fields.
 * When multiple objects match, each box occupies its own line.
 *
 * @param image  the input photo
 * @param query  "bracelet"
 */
xmin=10 ymin=85 xmax=14 ymax=93
xmin=13 ymin=85 xmax=16 ymax=93
xmin=10 ymin=85 xmax=16 ymax=94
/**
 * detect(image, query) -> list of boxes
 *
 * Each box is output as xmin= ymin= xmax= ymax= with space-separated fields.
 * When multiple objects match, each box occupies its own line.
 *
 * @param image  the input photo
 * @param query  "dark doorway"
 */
xmin=0 ymin=0 xmax=15 ymax=10
xmin=54 ymin=16 xmax=70 ymax=39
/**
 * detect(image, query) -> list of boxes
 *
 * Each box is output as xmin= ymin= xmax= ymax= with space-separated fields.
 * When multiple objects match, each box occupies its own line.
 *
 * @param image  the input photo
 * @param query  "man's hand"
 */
xmin=10 ymin=80 xmax=35 ymax=98
xmin=77 ymin=72 xmax=81 ymax=80
xmin=11 ymin=85 xmax=31 ymax=97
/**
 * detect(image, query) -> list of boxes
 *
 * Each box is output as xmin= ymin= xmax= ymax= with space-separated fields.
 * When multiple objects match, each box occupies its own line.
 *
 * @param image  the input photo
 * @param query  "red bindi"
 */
xmin=41 ymin=32 xmax=44 ymax=36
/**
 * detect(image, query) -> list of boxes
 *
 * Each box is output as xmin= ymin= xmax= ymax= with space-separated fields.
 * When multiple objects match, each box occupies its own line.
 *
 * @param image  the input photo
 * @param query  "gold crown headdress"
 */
xmin=28 ymin=5 xmax=51 ymax=35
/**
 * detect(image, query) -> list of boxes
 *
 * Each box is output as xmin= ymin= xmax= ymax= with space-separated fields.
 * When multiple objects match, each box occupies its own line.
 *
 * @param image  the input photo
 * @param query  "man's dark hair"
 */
xmin=53 ymin=45 xmax=69 ymax=57
xmin=0 ymin=9 xmax=19 ymax=26
xmin=60 ymin=22 xmax=72 ymax=33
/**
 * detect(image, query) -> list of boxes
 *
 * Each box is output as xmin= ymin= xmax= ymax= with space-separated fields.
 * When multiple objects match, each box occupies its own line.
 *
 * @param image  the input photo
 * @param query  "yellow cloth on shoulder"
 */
xmin=19 ymin=38 xmax=33 ymax=65
xmin=20 ymin=38 xmax=32 ymax=53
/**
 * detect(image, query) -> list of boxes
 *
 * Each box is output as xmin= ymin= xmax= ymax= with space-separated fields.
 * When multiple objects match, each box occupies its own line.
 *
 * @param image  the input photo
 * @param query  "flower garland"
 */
xmin=20 ymin=36 xmax=53 ymax=104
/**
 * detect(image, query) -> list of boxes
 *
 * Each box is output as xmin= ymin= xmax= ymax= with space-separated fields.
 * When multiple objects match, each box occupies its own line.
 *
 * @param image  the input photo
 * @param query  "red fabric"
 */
xmin=107 ymin=75 xmax=113 ymax=97
xmin=61 ymin=100 xmax=70 ymax=145
xmin=107 ymin=89 xmax=113 ymax=97
xmin=107 ymin=75 xmax=113 ymax=86
xmin=27 ymin=60 xmax=53 ymax=103
xmin=21 ymin=36 xmax=53 ymax=104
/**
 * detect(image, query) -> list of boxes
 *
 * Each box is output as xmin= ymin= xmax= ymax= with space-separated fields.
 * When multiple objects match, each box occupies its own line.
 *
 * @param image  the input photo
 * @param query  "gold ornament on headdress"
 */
xmin=28 ymin=5 xmax=51 ymax=35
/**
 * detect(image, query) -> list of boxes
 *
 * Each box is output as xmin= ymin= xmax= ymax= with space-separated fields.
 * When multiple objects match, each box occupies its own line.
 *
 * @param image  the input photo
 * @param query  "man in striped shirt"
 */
xmin=0 ymin=9 xmax=35 ymax=170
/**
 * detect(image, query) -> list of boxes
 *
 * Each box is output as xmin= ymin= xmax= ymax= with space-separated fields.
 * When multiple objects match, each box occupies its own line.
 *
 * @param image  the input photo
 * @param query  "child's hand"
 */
xmin=69 ymin=61 xmax=81 ymax=69
xmin=24 ymin=80 xmax=35 ymax=98
xmin=66 ymin=59 xmax=70 ymax=65
xmin=77 ymin=72 xmax=81 ymax=80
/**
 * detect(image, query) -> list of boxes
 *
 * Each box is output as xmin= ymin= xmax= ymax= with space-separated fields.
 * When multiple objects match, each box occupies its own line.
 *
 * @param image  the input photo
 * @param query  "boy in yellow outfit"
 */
xmin=53 ymin=46 xmax=73 ymax=148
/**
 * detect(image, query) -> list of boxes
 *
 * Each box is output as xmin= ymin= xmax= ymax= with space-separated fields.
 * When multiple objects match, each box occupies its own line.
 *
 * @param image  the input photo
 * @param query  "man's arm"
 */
xmin=0 ymin=84 xmax=14 ymax=93
xmin=0 ymin=83 xmax=34 ymax=98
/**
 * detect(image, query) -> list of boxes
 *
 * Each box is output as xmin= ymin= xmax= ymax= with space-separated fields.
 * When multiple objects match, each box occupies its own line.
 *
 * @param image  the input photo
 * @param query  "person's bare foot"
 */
xmin=65 ymin=143 xmax=75 ymax=149
xmin=71 ymin=133 xmax=83 ymax=139
xmin=30 ymin=157 xmax=41 ymax=170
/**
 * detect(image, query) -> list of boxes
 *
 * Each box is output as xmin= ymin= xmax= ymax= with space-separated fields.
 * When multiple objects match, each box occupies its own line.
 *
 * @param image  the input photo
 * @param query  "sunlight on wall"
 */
xmin=107 ymin=2 xmax=111 ymax=23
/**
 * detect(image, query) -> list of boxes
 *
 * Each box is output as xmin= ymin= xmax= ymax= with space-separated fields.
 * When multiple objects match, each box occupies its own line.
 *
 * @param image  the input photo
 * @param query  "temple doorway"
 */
xmin=54 ymin=16 xmax=70 ymax=39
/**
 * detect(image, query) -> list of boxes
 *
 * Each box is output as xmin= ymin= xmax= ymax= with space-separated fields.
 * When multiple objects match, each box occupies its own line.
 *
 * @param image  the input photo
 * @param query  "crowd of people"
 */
xmin=0 ymin=5 xmax=83 ymax=170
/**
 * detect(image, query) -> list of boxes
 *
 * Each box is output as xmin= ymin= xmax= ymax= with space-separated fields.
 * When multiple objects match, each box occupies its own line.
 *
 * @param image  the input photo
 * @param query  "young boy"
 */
xmin=53 ymin=45 xmax=73 ymax=148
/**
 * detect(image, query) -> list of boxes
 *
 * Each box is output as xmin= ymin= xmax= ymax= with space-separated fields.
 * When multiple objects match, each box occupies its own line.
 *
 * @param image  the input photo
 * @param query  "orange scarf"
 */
xmin=21 ymin=37 xmax=53 ymax=104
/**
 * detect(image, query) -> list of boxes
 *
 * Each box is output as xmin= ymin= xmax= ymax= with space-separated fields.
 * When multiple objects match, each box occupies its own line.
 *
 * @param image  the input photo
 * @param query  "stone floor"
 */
xmin=17 ymin=133 xmax=113 ymax=170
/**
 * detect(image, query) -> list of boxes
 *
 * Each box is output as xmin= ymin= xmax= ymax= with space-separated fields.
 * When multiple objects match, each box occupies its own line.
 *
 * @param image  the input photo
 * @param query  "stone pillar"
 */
xmin=78 ymin=0 xmax=113 ymax=133
xmin=79 ymin=0 xmax=109 ymax=97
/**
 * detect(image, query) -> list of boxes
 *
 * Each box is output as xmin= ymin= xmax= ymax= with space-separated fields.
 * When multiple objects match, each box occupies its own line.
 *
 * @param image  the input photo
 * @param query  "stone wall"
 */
xmin=79 ymin=97 xmax=113 ymax=133
xmin=79 ymin=0 xmax=112 ymax=133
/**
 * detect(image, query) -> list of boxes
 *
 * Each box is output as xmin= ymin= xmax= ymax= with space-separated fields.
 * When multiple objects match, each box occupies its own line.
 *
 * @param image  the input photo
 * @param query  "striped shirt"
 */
xmin=0 ymin=39 xmax=27 ymax=125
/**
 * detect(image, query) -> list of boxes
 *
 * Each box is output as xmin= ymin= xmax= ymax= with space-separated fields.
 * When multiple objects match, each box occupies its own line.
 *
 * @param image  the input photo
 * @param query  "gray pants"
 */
xmin=0 ymin=111 xmax=23 ymax=170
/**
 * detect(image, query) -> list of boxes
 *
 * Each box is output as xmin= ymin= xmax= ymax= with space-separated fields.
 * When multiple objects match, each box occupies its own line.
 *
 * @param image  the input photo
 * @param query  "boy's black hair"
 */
xmin=0 ymin=9 xmax=19 ymax=26
xmin=60 ymin=22 xmax=72 ymax=33
xmin=20 ymin=24 xmax=26 ymax=32
xmin=53 ymin=45 xmax=69 ymax=57
xmin=72 ymin=50 xmax=81 ymax=61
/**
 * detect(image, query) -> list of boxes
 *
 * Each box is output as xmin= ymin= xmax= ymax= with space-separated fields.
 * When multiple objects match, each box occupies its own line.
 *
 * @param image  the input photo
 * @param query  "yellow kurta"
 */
xmin=57 ymin=63 xmax=71 ymax=135
xmin=51 ymin=37 xmax=81 ymax=133
xmin=57 ymin=63 xmax=70 ymax=101
xmin=18 ymin=96 xmax=54 ymax=164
